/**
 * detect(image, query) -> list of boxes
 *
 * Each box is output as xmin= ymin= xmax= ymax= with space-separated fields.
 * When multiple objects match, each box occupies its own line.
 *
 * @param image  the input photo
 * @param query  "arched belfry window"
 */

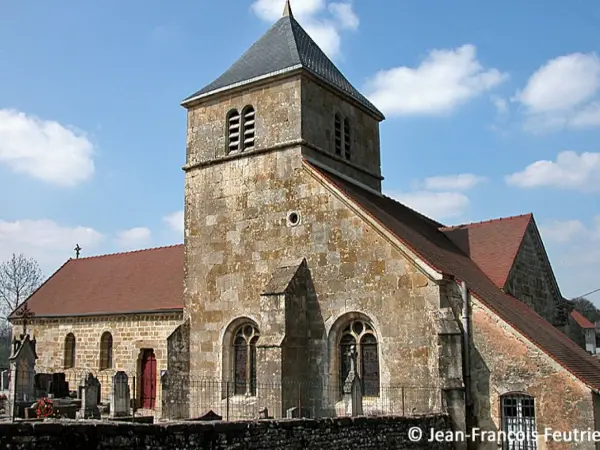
xmin=500 ymin=393 xmax=537 ymax=449
xmin=339 ymin=320 xmax=379 ymax=396
xmin=343 ymin=118 xmax=351 ymax=160
xmin=334 ymin=113 xmax=342 ymax=156
xmin=242 ymin=105 xmax=255 ymax=150
xmin=64 ymin=333 xmax=76 ymax=369
xmin=233 ymin=324 xmax=260 ymax=395
xmin=99 ymin=332 xmax=113 ymax=370
xmin=227 ymin=109 xmax=241 ymax=153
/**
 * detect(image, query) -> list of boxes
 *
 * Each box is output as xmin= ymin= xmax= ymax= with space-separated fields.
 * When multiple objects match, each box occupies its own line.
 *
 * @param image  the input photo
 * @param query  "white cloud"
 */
xmin=0 ymin=219 xmax=104 ymax=275
xmin=491 ymin=96 xmax=509 ymax=115
xmin=388 ymin=191 xmax=470 ymax=221
xmin=328 ymin=2 xmax=359 ymax=30
xmin=541 ymin=215 xmax=600 ymax=303
xmin=539 ymin=220 xmax=587 ymax=244
xmin=251 ymin=0 xmax=358 ymax=58
xmin=115 ymin=227 xmax=151 ymax=249
xmin=421 ymin=173 xmax=487 ymax=191
xmin=364 ymin=45 xmax=508 ymax=117
xmin=514 ymin=53 xmax=600 ymax=132
xmin=0 ymin=109 xmax=95 ymax=187
xmin=163 ymin=210 xmax=184 ymax=235
xmin=505 ymin=151 xmax=600 ymax=192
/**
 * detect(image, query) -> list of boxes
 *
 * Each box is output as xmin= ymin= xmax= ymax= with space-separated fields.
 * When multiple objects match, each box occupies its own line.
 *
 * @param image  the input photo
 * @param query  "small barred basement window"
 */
xmin=500 ymin=394 xmax=537 ymax=449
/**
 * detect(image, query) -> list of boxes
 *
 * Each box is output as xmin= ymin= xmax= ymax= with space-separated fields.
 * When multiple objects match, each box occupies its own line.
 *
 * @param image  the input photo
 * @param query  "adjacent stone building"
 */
xmin=9 ymin=2 xmax=600 ymax=448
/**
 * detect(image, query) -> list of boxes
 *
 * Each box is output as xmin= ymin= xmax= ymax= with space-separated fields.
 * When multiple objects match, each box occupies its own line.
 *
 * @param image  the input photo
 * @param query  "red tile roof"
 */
xmin=305 ymin=161 xmax=600 ymax=392
xmin=11 ymin=245 xmax=183 ymax=318
xmin=571 ymin=310 xmax=596 ymax=329
xmin=441 ymin=214 xmax=532 ymax=288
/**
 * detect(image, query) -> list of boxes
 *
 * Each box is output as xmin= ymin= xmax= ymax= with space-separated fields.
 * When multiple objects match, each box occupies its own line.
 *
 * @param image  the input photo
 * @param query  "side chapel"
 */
xmin=10 ymin=1 xmax=600 ymax=447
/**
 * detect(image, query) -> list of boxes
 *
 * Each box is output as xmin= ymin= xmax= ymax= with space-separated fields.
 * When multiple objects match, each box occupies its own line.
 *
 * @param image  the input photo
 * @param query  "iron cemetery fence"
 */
xmin=162 ymin=374 xmax=445 ymax=421
xmin=6 ymin=367 xmax=444 ymax=421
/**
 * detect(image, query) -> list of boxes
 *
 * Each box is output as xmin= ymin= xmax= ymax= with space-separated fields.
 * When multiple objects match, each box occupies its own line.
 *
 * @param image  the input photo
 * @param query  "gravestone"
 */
xmin=1 ymin=370 xmax=8 ymax=391
xmin=34 ymin=373 xmax=52 ymax=396
xmin=7 ymin=334 xmax=37 ymax=418
xmin=190 ymin=409 xmax=222 ymax=421
xmin=110 ymin=371 xmax=130 ymax=418
xmin=49 ymin=373 xmax=69 ymax=398
xmin=77 ymin=373 xmax=100 ymax=419
xmin=286 ymin=406 xmax=312 ymax=418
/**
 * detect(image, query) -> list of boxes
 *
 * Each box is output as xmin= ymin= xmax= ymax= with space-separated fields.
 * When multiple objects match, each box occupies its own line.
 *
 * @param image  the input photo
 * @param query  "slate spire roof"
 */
xmin=181 ymin=4 xmax=384 ymax=120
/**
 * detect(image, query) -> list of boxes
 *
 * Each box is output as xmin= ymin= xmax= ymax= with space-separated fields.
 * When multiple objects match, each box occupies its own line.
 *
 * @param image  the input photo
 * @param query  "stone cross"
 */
xmin=77 ymin=373 xmax=100 ymax=419
xmin=343 ymin=344 xmax=363 ymax=416
xmin=15 ymin=304 xmax=34 ymax=338
xmin=110 ymin=371 xmax=130 ymax=418
xmin=74 ymin=244 xmax=82 ymax=259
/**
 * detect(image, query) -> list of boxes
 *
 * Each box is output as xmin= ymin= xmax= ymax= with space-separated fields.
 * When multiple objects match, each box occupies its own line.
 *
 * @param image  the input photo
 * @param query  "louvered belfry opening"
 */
xmin=343 ymin=118 xmax=351 ymax=160
xmin=242 ymin=106 xmax=256 ymax=150
xmin=334 ymin=113 xmax=342 ymax=155
xmin=227 ymin=109 xmax=241 ymax=153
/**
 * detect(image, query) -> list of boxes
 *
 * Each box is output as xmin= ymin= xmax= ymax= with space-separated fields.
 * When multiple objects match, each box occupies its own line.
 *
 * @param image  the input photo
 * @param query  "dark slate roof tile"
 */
xmin=183 ymin=16 xmax=384 ymax=119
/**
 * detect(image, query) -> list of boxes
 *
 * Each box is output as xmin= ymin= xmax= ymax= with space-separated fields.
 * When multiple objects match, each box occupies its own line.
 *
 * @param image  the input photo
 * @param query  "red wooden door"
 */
xmin=141 ymin=349 xmax=156 ymax=409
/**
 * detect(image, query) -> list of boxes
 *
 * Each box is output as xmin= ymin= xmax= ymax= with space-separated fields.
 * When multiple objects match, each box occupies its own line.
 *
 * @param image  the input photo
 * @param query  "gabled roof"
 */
xmin=571 ymin=310 xmax=596 ymax=329
xmin=181 ymin=11 xmax=384 ymax=120
xmin=10 ymin=245 xmax=184 ymax=319
xmin=441 ymin=214 xmax=532 ymax=288
xmin=304 ymin=161 xmax=600 ymax=392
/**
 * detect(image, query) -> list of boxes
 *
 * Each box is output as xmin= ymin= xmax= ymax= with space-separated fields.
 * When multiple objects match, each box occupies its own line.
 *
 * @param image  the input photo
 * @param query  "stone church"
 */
xmin=10 ymin=1 xmax=600 ymax=447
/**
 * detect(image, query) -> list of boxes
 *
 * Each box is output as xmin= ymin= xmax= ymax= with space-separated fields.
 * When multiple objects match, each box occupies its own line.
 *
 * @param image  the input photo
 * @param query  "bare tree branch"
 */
xmin=0 ymin=253 xmax=43 ymax=321
xmin=572 ymin=297 xmax=599 ymax=324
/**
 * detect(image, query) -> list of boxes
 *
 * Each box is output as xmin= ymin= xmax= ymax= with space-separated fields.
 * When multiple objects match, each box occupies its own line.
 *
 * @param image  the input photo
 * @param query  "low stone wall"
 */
xmin=0 ymin=415 xmax=454 ymax=450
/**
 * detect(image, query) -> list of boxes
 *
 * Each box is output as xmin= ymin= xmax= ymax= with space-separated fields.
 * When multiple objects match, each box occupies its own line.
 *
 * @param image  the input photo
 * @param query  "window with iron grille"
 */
xmin=501 ymin=394 xmax=537 ymax=449
xmin=233 ymin=324 xmax=259 ymax=395
xmin=227 ymin=109 xmax=241 ymax=153
xmin=64 ymin=333 xmax=76 ymax=369
xmin=99 ymin=332 xmax=113 ymax=370
xmin=242 ymin=105 xmax=255 ymax=150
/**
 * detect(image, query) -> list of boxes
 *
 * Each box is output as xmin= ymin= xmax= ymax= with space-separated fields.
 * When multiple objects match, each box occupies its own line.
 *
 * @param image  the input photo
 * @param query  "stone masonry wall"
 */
xmin=183 ymin=146 xmax=444 ymax=417
xmin=0 ymin=415 xmax=454 ymax=450
xmin=465 ymin=292 xmax=596 ymax=450
xmin=21 ymin=312 xmax=182 ymax=415
xmin=504 ymin=223 xmax=559 ymax=325
xmin=185 ymin=76 xmax=302 ymax=168
xmin=301 ymin=76 xmax=382 ymax=190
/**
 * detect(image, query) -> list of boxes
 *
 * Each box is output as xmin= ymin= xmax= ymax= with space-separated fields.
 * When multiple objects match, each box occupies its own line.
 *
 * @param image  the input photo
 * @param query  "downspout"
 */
xmin=461 ymin=281 xmax=471 ymax=409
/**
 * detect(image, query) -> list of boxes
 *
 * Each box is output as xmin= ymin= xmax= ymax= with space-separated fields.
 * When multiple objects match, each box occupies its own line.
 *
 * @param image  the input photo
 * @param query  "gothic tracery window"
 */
xmin=99 ymin=331 xmax=113 ymax=370
xmin=64 ymin=333 xmax=76 ymax=369
xmin=339 ymin=319 xmax=379 ymax=396
xmin=233 ymin=324 xmax=259 ymax=395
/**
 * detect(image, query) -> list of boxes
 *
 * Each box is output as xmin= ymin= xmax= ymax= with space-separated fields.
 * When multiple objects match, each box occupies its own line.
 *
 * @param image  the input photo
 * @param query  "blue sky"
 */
xmin=0 ymin=0 xmax=599 ymax=303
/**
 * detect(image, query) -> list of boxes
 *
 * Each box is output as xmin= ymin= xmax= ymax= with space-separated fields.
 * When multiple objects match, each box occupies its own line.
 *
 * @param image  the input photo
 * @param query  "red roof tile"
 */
xmin=441 ymin=215 xmax=532 ymax=288
xmin=306 ymin=161 xmax=600 ymax=392
xmin=571 ymin=310 xmax=596 ymax=329
xmin=12 ymin=245 xmax=183 ymax=318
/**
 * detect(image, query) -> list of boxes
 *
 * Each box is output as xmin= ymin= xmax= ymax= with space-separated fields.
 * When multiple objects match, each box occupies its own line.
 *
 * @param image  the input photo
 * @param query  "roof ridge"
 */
xmin=75 ymin=243 xmax=184 ymax=261
xmin=380 ymin=193 xmax=446 ymax=228
xmin=440 ymin=212 xmax=533 ymax=231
